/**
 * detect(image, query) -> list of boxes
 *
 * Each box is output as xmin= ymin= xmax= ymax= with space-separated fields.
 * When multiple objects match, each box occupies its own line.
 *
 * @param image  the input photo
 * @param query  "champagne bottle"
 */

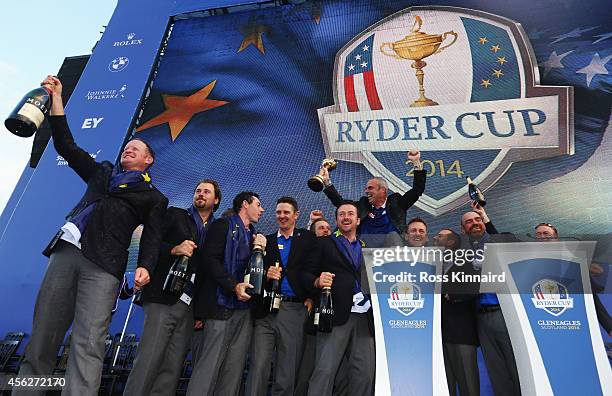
xmin=163 ymin=256 xmax=190 ymax=295
xmin=268 ymin=261 xmax=282 ymax=313
xmin=245 ymin=245 xmax=265 ymax=297
xmin=466 ymin=176 xmax=486 ymax=207
xmin=4 ymin=86 xmax=52 ymax=137
xmin=315 ymin=287 xmax=334 ymax=333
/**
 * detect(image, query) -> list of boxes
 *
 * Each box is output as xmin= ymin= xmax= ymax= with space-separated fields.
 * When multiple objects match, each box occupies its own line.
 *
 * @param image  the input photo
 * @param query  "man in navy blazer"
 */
xmin=307 ymin=201 xmax=374 ymax=396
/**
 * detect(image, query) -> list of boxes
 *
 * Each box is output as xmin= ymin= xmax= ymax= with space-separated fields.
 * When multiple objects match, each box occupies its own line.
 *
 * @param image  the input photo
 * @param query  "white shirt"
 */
xmin=60 ymin=221 xmax=82 ymax=249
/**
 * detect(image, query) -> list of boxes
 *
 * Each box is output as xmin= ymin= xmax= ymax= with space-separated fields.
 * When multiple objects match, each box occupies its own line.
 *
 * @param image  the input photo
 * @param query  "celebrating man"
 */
xmin=14 ymin=76 xmax=168 ymax=395
xmin=461 ymin=203 xmax=521 ymax=396
xmin=307 ymin=201 xmax=374 ymax=396
xmin=246 ymin=197 xmax=319 ymax=395
xmin=434 ymin=228 xmax=480 ymax=396
xmin=318 ymin=151 xmax=426 ymax=236
xmin=187 ymin=191 xmax=265 ymax=396
xmin=124 ymin=179 xmax=221 ymax=395
xmin=308 ymin=209 xmax=332 ymax=237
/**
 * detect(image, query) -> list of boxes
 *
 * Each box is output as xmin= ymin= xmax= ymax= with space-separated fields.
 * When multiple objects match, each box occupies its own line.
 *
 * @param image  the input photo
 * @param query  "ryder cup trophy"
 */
xmin=308 ymin=158 xmax=338 ymax=192
xmin=380 ymin=15 xmax=458 ymax=107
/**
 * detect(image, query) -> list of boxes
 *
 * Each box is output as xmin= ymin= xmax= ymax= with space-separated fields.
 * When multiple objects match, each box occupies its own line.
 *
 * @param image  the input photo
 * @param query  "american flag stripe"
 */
xmin=353 ymin=73 xmax=370 ymax=110
xmin=342 ymin=34 xmax=383 ymax=112
xmin=363 ymin=70 xmax=383 ymax=110
xmin=344 ymin=75 xmax=359 ymax=112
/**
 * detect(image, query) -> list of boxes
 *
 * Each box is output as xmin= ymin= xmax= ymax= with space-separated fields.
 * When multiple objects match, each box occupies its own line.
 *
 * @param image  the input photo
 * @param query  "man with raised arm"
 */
xmin=317 ymin=151 xmax=426 ymax=236
xmin=14 ymin=76 xmax=168 ymax=396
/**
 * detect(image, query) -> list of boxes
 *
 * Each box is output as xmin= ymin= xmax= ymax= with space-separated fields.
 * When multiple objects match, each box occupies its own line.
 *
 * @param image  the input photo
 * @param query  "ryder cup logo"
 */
xmin=531 ymin=279 xmax=573 ymax=316
xmin=317 ymin=7 xmax=573 ymax=216
xmin=388 ymin=282 xmax=424 ymax=317
xmin=108 ymin=56 xmax=130 ymax=72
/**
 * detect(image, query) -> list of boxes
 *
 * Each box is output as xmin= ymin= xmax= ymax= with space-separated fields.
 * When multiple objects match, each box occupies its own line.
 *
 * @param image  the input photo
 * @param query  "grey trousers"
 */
xmin=186 ymin=309 xmax=252 ymax=396
xmin=295 ymin=336 xmax=349 ymax=396
xmin=307 ymin=313 xmax=375 ymax=396
xmin=443 ymin=343 xmax=480 ymax=396
xmin=245 ymin=302 xmax=308 ymax=396
xmin=123 ymin=300 xmax=194 ymax=396
xmin=191 ymin=328 xmax=205 ymax=365
xmin=13 ymin=241 xmax=120 ymax=396
xmin=477 ymin=309 xmax=521 ymax=396
xmin=294 ymin=333 xmax=316 ymax=396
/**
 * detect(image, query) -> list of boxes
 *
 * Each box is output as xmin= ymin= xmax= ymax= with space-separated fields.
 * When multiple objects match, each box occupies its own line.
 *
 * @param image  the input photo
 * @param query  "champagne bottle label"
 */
xmin=17 ymin=103 xmax=45 ymax=128
xmin=272 ymin=295 xmax=281 ymax=309
xmin=313 ymin=312 xmax=320 ymax=325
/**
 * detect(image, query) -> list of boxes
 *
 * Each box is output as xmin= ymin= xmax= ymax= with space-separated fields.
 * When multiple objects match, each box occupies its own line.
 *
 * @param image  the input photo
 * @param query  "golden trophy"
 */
xmin=380 ymin=16 xmax=458 ymax=107
xmin=308 ymin=158 xmax=338 ymax=192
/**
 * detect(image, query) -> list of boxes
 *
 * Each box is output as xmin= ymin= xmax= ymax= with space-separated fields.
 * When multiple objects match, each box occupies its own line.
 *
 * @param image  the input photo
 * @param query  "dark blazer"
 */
xmin=311 ymin=236 xmax=373 ymax=331
xmin=141 ymin=207 xmax=199 ymax=305
xmin=252 ymin=228 xmax=319 ymax=319
xmin=193 ymin=218 xmax=243 ymax=320
xmin=442 ymin=221 xmax=501 ymax=344
xmin=44 ymin=116 xmax=168 ymax=280
xmin=441 ymin=262 xmax=480 ymax=345
xmin=323 ymin=169 xmax=426 ymax=232
xmin=594 ymin=294 xmax=612 ymax=334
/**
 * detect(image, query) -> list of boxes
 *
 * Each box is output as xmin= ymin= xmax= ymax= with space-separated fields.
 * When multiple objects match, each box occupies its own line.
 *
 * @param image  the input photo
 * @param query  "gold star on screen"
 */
xmin=480 ymin=79 xmax=492 ymax=88
xmin=473 ymin=36 xmax=511 ymax=90
xmin=238 ymin=22 xmax=268 ymax=54
xmin=136 ymin=81 xmax=228 ymax=141
xmin=288 ymin=1 xmax=323 ymax=24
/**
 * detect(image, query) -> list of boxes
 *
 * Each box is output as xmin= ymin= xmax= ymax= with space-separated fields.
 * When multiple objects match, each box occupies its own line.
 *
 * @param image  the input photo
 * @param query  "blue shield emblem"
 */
xmin=531 ymin=278 xmax=573 ymax=316
xmin=388 ymin=282 xmax=424 ymax=317
xmin=318 ymin=6 xmax=573 ymax=215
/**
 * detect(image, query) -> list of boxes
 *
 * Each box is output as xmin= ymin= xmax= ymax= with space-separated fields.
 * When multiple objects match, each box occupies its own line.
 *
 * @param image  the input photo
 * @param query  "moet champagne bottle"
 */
xmin=268 ymin=261 xmax=282 ymax=313
xmin=163 ymin=256 xmax=189 ymax=295
xmin=466 ymin=176 xmax=486 ymax=207
xmin=315 ymin=287 xmax=333 ymax=333
xmin=5 ymin=86 xmax=52 ymax=137
xmin=245 ymin=245 xmax=265 ymax=297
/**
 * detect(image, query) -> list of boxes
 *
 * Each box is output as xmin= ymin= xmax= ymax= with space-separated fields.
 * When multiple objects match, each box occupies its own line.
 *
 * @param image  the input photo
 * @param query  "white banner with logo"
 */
xmin=364 ymin=247 xmax=448 ymax=396
xmin=484 ymin=242 xmax=611 ymax=396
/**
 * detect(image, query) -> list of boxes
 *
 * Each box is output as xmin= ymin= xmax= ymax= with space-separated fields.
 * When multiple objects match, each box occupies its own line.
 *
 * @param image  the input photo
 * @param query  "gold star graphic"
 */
xmin=238 ymin=22 xmax=268 ymax=54
xmin=311 ymin=2 xmax=322 ymax=24
xmin=481 ymin=79 xmax=492 ymax=88
xmin=287 ymin=1 xmax=323 ymax=24
xmin=136 ymin=81 xmax=228 ymax=141
xmin=490 ymin=44 xmax=501 ymax=53
xmin=478 ymin=37 xmax=488 ymax=44
xmin=492 ymin=69 xmax=504 ymax=77
xmin=497 ymin=56 xmax=507 ymax=65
